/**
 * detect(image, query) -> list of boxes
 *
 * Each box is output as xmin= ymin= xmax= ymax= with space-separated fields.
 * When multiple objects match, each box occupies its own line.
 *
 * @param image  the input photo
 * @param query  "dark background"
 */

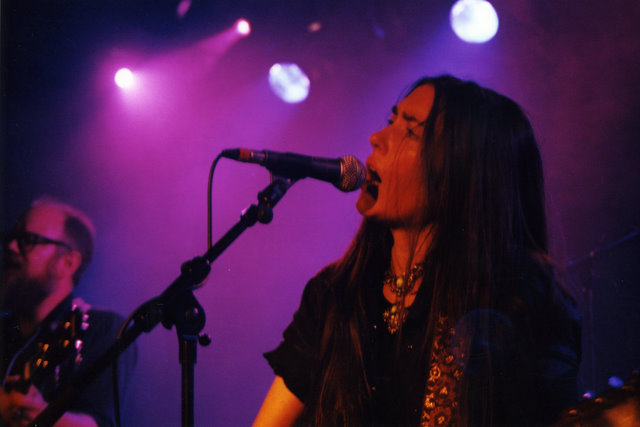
xmin=2 ymin=0 xmax=639 ymax=424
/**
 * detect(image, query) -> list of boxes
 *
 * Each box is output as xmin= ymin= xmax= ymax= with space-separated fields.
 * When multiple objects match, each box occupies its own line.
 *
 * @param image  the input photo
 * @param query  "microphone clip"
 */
xmin=250 ymin=176 xmax=296 ymax=225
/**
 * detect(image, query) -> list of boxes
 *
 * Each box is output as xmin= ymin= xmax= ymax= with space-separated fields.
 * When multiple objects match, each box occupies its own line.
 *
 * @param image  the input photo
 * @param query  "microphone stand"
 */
xmin=30 ymin=177 xmax=296 ymax=427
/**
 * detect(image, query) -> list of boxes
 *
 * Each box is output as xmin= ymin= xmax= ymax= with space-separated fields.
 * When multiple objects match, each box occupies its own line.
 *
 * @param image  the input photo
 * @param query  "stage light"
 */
xmin=176 ymin=0 xmax=191 ymax=18
xmin=235 ymin=18 xmax=251 ymax=36
xmin=450 ymin=0 xmax=499 ymax=43
xmin=114 ymin=68 xmax=135 ymax=89
xmin=608 ymin=376 xmax=624 ymax=388
xmin=268 ymin=63 xmax=310 ymax=104
xmin=308 ymin=22 xmax=322 ymax=32
xmin=582 ymin=390 xmax=595 ymax=399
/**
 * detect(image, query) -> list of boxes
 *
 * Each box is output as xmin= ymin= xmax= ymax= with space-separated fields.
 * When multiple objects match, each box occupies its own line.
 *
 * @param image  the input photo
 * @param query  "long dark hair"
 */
xmin=299 ymin=75 xmax=562 ymax=426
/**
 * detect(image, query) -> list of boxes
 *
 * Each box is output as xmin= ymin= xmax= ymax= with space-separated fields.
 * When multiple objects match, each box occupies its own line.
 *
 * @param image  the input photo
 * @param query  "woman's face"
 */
xmin=356 ymin=84 xmax=435 ymax=228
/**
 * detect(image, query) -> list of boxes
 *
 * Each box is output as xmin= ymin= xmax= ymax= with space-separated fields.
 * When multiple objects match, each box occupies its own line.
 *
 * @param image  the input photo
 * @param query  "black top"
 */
xmin=1 ymin=295 xmax=137 ymax=427
xmin=265 ymin=259 xmax=581 ymax=426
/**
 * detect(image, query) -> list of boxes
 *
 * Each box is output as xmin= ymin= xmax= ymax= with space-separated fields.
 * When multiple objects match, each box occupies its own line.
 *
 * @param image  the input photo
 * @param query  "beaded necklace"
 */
xmin=382 ymin=263 xmax=425 ymax=333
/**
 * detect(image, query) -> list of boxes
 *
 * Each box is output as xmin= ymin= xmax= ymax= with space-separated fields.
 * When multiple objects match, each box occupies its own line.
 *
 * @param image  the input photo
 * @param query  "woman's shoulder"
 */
xmin=296 ymin=264 xmax=341 ymax=317
xmin=508 ymin=252 xmax=560 ymax=307
xmin=303 ymin=264 xmax=338 ymax=294
xmin=501 ymin=252 xmax=579 ymax=332
xmin=508 ymin=251 xmax=581 ymax=342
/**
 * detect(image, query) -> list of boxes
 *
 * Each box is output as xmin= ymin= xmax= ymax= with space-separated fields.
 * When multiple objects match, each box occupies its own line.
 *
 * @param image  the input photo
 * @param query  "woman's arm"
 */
xmin=253 ymin=376 xmax=304 ymax=427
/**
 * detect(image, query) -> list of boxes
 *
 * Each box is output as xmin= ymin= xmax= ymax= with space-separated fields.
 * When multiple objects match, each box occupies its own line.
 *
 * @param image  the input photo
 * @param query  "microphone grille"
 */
xmin=337 ymin=156 xmax=367 ymax=192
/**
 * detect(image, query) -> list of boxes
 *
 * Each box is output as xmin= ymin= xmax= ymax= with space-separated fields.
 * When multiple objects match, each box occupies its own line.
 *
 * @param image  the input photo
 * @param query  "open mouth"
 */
xmin=365 ymin=169 xmax=381 ymax=199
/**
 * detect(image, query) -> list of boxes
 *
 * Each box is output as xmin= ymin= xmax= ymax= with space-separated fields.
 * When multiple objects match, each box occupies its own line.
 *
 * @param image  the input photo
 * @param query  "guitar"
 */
xmin=3 ymin=304 xmax=90 ymax=395
xmin=551 ymin=371 xmax=640 ymax=426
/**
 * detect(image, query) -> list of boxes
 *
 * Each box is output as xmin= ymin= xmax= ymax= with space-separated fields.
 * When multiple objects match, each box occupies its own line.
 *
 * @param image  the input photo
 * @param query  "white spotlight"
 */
xmin=450 ymin=0 xmax=499 ymax=43
xmin=235 ymin=18 xmax=251 ymax=36
xmin=268 ymin=63 xmax=310 ymax=103
xmin=114 ymin=68 xmax=135 ymax=89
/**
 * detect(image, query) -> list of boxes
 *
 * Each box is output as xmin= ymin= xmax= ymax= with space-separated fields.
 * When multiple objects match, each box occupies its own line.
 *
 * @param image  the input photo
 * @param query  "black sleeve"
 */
xmin=532 ymin=269 xmax=582 ymax=422
xmin=466 ymin=258 xmax=582 ymax=426
xmin=70 ymin=310 xmax=137 ymax=427
xmin=263 ymin=268 xmax=333 ymax=403
xmin=505 ymin=259 xmax=582 ymax=425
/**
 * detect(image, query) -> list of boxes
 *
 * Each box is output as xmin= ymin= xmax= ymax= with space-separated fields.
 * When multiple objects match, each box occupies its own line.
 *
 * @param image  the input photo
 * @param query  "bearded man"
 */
xmin=1 ymin=197 xmax=136 ymax=427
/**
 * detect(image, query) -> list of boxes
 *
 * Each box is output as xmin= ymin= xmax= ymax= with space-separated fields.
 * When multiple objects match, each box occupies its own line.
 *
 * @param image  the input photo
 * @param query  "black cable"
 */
xmin=109 ymin=151 xmax=224 ymax=424
xmin=207 ymin=154 xmax=224 ymax=251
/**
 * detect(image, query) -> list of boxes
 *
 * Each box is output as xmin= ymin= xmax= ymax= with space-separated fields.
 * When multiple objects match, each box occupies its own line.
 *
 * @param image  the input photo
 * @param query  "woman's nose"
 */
xmin=369 ymin=128 xmax=388 ymax=154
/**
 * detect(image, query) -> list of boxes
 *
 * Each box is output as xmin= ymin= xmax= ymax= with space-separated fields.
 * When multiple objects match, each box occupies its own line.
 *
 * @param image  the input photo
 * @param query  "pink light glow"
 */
xmin=114 ymin=68 xmax=135 ymax=89
xmin=176 ymin=0 xmax=192 ymax=18
xmin=235 ymin=18 xmax=251 ymax=36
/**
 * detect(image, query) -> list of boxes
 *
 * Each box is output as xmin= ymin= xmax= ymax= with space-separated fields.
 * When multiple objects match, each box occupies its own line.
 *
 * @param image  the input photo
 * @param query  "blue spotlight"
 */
xmin=268 ymin=63 xmax=310 ymax=103
xmin=450 ymin=0 xmax=499 ymax=43
xmin=608 ymin=376 xmax=624 ymax=388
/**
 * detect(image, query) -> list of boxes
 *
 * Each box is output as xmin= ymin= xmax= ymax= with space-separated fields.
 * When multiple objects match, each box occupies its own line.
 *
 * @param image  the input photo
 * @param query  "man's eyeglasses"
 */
xmin=2 ymin=231 xmax=74 ymax=255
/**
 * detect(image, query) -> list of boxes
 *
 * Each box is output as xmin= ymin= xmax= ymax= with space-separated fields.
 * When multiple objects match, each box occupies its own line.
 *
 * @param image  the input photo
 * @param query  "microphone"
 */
xmin=221 ymin=148 xmax=366 ymax=192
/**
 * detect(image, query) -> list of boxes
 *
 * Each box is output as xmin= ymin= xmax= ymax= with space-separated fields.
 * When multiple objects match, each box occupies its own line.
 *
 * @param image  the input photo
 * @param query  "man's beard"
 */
xmin=1 ymin=274 xmax=52 ymax=322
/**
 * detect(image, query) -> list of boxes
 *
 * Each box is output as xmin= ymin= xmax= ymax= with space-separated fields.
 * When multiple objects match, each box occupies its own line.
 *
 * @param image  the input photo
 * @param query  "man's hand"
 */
xmin=0 ymin=384 xmax=47 ymax=427
xmin=0 ymin=383 xmax=98 ymax=427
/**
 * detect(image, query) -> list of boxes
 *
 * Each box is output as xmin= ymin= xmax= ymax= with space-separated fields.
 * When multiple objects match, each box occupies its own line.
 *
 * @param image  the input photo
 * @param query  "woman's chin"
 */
xmin=356 ymin=190 xmax=377 ymax=216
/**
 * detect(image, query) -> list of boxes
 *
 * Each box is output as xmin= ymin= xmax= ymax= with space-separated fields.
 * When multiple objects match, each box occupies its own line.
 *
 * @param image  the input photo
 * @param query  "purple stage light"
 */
xmin=114 ymin=68 xmax=135 ymax=89
xmin=176 ymin=0 xmax=192 ymax=18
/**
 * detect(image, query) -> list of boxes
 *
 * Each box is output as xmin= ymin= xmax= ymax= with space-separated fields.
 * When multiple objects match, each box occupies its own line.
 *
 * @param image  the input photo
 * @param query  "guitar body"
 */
xmin=552 ymin=372 xmax=640 ymax=426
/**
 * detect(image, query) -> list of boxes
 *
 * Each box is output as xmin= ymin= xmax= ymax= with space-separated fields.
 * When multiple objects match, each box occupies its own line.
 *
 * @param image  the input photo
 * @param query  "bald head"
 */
xmin=27 ymin=197 xmax=95 ymax=285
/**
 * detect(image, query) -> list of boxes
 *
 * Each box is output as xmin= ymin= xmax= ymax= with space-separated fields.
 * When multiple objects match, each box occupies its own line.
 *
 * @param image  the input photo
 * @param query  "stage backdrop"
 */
xmin=2 ymin=0 xmax=639 ymax=425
